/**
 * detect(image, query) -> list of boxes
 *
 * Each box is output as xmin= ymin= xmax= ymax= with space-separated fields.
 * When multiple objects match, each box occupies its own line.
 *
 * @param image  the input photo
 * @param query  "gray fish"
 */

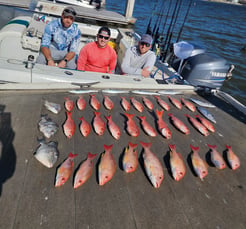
xmin=39 ymin=115 xmax=59 ymax=138
xmin=197 ymin=106 xmax=216 ymax=123
xmin=34 ymin=140 xmax=59 ymax=168
xmin=44 ymin=100 xmax=61 ymax=114
xmin=190 ymin=98 xmax=215 ymax=108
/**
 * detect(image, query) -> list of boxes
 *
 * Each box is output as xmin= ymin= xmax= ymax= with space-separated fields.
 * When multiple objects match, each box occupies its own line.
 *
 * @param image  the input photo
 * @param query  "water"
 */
xmin=106 ymin=0 xmax=246 ymax=105
xmin=0 ymin=1 xmax=245 ymax=105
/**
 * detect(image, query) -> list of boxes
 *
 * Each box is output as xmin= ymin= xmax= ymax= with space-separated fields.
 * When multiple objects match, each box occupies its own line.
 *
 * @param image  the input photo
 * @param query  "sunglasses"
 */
xmin=98 ymin=34 xmax=110 ymax=40
xmin=63 ymin=8 xmax=76 ymax=16
xmin=140 ymin=42 xmax=151 ymax=47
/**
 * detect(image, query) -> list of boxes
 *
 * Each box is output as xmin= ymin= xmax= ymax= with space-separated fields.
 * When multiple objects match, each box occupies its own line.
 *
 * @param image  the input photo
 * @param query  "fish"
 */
xmin=169 ymin=144 xmax=186 ymax=181
xmin=131 ymin=90 xmax=160 ymax=95
xmin=93 ymin=111 xmax=105 ymax=136
xmin=104 ymin=95 xmax=114 ymax=110
xmin=105 ymin=115 xmax=121 ymax=140
xmin=155 ymin=109 xmax=171 ymax=139
xmin=197 ymin=106 xmax=216 ymax=123
xmin=195 ymin=114 xmax=215 ymax=132
xmin=38 ymin=115 xmax=59 ymax=138
xmin=154 ymin=95 xmax=170 ymax=111
xmin=90 ymin=94 xmax=100 ymax=110
xmin=181 ymin=98 xmax=196 ymax=112
xmin=44 ymin=100 xmax=61 ymax=114
xmin=190 ymin=144 xmax=208 ymax=181
xmin=185 ymin=114 xmax=209 ymax=136
xmin=102 ymin=89 xmax=129 ymax=94
xmin=79 ymin=116 xmax=91 ymax=137
xmin=77 ymin=95 xmax=86 ymax=111
xmin=98 ymin=144 xmax=117 ymax=186
xmin=121 ymin=96 xmax=131 ymax=111
xmin=130 ymin=97 xmax=143 ymax=112
xmin=168 ymin=113 xmax=190 ymax=135
xmin=34 ymin=140 xmax=59 ymax=168
xmin=142 ymin=96 xmax=153 ymax=110
xmin=63 ymin=111 xmax=76 ymax=139
xmin=140 ymin=141 xmax=164 ymax=188
xmin=124 ymin=113 xmax=139 ymax=137
xmin=122 ymin=142 xmax=138 ymax=173
xmin=138 ymin=116 xmax=157 ymax=137
xmin=73 ymin=152 xmax=97 ymax=189
xmin=64 ymin=97 xmax=75 ymax=111
xmin=207 ymin=144 xmax=226 ymax=169
xmin=55 ymin=152 xmax=78 ymax=187
xmin=190 ymin=98 xmax=215 ymax=108
xmin=168 ymin=96 xmax=182 ymax=110
xmin=69 ymin=90 xmax=99 ymax=94
xmin=225 ymin=145 xmax=240 ymax=170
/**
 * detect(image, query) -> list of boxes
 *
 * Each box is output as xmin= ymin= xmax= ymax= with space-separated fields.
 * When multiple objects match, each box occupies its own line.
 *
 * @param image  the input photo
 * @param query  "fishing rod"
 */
xmin=146 ymin=1 xmax=158 ymax=34
xmin=164 ymin=0 xmax=183 ymax=59
xmin=151 ymin=0 xmax=166 ymax=37
xmin=160 ymin=0 xmax=172 ymax=36
xmin=161 ymin=0 xmax=180 ymax=61
xmin=176 ymin=0 xmax=193 ymax=43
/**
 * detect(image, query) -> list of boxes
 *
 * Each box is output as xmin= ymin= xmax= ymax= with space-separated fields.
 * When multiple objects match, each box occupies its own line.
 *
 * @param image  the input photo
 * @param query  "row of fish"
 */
xmin=34 ymin=141 xmax=240 ymax=189
xmin=62 ymin=109 xmax=215 ymax=140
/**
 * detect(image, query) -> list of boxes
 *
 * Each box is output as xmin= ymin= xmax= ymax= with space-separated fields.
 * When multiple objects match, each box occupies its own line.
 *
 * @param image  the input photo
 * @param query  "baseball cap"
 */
xmin=140 ymin=34 xmax=153 ymax=44
xmin=62 ymin=7 xmax=77 ymax=20
xmin=98 ymin=26 xmax=111 ymax=37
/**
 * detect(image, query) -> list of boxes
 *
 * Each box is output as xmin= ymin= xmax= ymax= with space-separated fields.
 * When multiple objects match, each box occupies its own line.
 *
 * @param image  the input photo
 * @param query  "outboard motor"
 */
xmin=169 ymin=41 xmax=233 ymax=90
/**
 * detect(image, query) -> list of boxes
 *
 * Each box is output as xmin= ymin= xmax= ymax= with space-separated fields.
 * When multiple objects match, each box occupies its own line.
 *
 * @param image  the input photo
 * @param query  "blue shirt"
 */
xmin=41 ymin=18 xmax=81 ymax=53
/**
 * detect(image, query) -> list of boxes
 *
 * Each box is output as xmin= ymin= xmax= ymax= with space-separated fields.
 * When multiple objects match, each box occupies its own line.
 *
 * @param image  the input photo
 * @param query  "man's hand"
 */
xmin=57 ymin=60 xmax=67 ymax=68
xmin=141 ymin=66 xmax=151 ymax=78
xmin=47 ymin=59 xmax=56 ymax=67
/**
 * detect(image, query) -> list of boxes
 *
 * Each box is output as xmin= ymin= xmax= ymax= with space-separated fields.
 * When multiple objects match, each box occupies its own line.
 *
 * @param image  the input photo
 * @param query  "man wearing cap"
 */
xmin=121 ymin=34 xmax=156 ymax=78
xmin=36 ymin=7 xmax=81 ymax=69
xmin=77 ymin=26 xmax=117 ymax=73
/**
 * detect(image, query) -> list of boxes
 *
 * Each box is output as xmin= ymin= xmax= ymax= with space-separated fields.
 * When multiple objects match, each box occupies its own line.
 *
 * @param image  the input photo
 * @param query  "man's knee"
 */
xmin=36 ymin=53 xmax=46 ymax=64
xmin=66 ymin=57 xmax=77 ymax=69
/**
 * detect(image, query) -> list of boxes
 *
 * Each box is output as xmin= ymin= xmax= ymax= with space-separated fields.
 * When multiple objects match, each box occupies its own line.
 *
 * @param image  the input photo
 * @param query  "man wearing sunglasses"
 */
xmin=77 ymin=26 xmax=117 ymax=73
xmin=121 ymin=34 xmax=156 ymax=78
xmin=36 ymin=7 xmax=81 ymax=69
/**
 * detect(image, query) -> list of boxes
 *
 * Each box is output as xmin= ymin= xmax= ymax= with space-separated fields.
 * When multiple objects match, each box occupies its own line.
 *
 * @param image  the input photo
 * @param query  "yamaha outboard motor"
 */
xmin=168 ymin=41 xmax=233 ymax=90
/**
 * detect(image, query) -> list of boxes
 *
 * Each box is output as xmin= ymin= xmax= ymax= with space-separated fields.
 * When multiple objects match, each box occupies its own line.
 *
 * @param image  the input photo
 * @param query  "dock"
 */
xmin=0 ymin=89 xmax=245 ymax=229
xmin=0 ymin=0 xmax=135 ymax=25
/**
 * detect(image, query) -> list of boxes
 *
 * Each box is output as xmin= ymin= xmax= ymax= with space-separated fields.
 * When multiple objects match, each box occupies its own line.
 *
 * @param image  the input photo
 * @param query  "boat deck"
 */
xmin=0 ymin=90 xmax=245 ymax=229
xmin=0 ymin=0 xmax=133 ymax=25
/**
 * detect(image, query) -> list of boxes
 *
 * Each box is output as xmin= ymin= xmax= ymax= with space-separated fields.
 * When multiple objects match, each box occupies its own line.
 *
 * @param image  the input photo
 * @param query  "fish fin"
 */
xmin=168 ymin=144 xmax=176 ymax=152
xmin=88 ymin=152 xmax=97 ymax=160
xmin=190 ymin=144 xmax=199 ymax=152
xmin=140 ymin=141 xmax=152 ymax=149
xmin=128 ymin=142 xmax=138 ymax=149
xmin=104 ymin=144 xmax=113 ymax=152
xmin=207 ymin=144 xmax=217 ymax=150
xmin=69 ymin=152 xmax=78 ymax=158
xmin=225 ymin=144 xmax=231 ymax=150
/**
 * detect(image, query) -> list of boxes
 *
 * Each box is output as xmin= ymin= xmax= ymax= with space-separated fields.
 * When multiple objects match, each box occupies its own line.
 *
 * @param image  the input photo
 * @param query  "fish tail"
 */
xmin=128 ymin=142 xmax=138 ymax=149
xmin=185 ymin=114 xmax=190 ymax=118
xmin=94 ymin=111 xmax=100 ymax=116
xmin=138 ymin=116 xmax=145 ymax=121
xmin=69 ymin=152 xmax=78 ymax=159
xmin=64 ymin=96 xmax=69 ymax=100
xmin=140 ymin=141 xmax=152 ymax=149
xmin=105 ymin=115 xmax=112 ymax=121
xmin=194 ymin=114 xmax=200 ymax=118
xmin=168 ymin=144 xmax=176 ymax=152
xmin=66 ymin=111 xmax=72 ymax=117
xmin=104 ymin=144 xmax=113 ymax=152
xmin=225 ymin=144 xmax=231 ymax=150
xmin=124 ymin=113 xmax=134 ymax=119
xmin=155 ymin=109 xmax=163 ymax=118
xmin=88 ymin=152 xmax=97 ymax=160
xmin=207 ymin=144 xmax=217 ymax=150
xmin=154 ymin=95 xmax=160 ymax=99
xmin=167 ymin=113 xmax=173 ymax=117
xmin=78 ymin=116 xmax=84 ymax=121
xmin=190 ymin=144 xmax=199 ymax=152
xmin=90 ymin=94 xmax=95 ymax=97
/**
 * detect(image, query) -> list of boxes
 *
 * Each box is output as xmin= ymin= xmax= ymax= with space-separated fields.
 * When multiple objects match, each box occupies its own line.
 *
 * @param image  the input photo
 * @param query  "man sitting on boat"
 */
xmin=36 ymin=7 xmax=81 ymax=69
xmin=77 ymin=26 xmax=117 ymax=73
xmin=121 ymin=34 xmax=156 ymax=78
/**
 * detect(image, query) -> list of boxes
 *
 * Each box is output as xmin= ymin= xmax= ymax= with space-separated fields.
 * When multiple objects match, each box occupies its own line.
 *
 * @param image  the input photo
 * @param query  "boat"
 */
xmin=0 ymin=1 xmax=245 ymax=228
xmin=49 ymin=0 xmax=105 ymax=9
